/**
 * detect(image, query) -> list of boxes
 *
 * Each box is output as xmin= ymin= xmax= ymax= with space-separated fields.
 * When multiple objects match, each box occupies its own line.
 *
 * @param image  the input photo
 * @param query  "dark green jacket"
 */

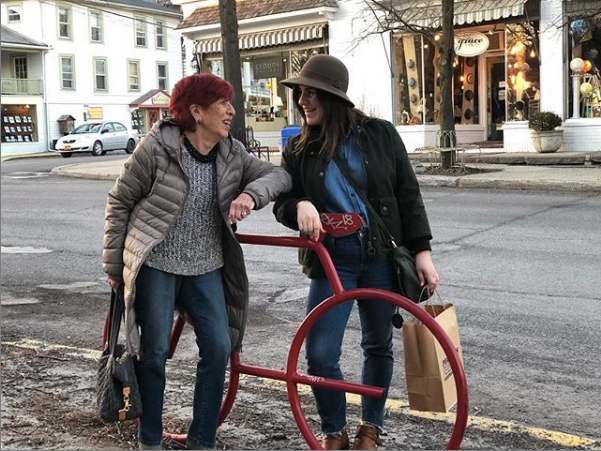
xmin=273 ymin=117 xmax=432 ymax=279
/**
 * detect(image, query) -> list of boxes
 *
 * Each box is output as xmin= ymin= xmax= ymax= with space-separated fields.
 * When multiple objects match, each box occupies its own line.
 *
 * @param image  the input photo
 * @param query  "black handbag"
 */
xmin=96 ymin=287 xmax=143 ymax=422
xmin=333 ymin=157 xmax=431 ymax=304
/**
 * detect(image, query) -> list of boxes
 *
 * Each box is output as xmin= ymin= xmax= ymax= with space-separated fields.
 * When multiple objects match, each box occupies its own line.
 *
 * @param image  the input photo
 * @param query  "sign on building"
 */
xmin=454 ymin=31 xmax=490 ymax=57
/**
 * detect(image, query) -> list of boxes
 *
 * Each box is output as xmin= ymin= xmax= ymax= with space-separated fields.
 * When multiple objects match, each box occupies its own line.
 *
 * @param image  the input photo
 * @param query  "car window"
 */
xmin=72 ymin=123 xmax=102 ymax=134
xmin=113 ymin=123 xmax=126 ymax=132
xmin=102 ymin=123 xmax=115 ymax=133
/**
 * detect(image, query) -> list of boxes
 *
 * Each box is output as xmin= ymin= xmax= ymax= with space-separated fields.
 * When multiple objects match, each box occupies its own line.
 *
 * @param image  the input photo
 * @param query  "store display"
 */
xmin=1 ymin=112 xmax=35 ymax=143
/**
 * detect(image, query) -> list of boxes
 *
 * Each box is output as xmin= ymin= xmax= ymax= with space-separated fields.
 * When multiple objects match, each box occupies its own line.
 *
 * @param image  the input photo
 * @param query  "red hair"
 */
xmin=169 ymin=73 xmax=234 ymax=132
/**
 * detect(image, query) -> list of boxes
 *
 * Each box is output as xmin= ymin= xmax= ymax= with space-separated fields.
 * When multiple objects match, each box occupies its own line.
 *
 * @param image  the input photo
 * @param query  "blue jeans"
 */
xmin=306 ymin=230 xmax=397 ymax=434
xmin=135 ymin=265 xmax=232 ymax=449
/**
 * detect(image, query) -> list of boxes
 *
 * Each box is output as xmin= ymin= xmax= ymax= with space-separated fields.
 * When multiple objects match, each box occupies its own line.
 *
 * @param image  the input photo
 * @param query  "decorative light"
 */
xmin=434 ymin=34 xmax=440 ymax=41
xmin=530 ymin=49 xmax=536 ymax=58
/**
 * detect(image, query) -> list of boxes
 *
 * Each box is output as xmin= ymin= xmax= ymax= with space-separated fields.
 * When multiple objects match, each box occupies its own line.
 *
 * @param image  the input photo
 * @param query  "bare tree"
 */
xmin=219 ymin=0 xmax=246 ymax=145
xmin=361 ymin=0 xmax=457 ymax=167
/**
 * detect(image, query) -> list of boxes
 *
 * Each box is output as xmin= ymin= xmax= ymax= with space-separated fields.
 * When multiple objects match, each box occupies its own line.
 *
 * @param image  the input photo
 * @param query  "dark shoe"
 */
xmin=321 ymin=429 xmax=350 ymax=450
xmin=353 ymin=424 xmax=381 ymax=450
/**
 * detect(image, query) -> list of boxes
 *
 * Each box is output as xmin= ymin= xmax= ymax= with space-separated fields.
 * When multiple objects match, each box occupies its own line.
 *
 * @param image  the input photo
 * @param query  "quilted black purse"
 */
xmin=333 ymin=157 xmax=431 ymax=304
xmin=96 ymin=287 xmax=143 ymax=422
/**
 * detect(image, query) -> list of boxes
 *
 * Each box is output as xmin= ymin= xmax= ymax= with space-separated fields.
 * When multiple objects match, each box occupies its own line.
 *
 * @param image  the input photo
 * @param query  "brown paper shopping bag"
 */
xmin=403 ymin=302 xmax=463 ymax=412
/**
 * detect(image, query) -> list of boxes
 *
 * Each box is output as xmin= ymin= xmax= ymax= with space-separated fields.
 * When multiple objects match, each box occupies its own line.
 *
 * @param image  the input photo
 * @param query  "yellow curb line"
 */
xmin=3 ymin=339 xmax=598 ymax=449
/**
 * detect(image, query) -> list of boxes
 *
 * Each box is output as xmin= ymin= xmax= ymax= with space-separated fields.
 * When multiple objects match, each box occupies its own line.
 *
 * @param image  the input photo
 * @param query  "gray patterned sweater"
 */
xmin=145 ymin=147 xmax=223 ymax=275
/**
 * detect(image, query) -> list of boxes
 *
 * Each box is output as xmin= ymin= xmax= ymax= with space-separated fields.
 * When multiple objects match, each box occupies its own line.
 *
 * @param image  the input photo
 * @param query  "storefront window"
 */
xmin=204 ymin=46 xmax=327 ymax=132
xmin=1 ymin=105 xmax=38 ymax=143
xmin=393 ymin=34 xmax=479 ymax=126
xmin=505 ymin=22 xmax=540 ymax=121
xmin=567 ymin=18 xmax=601 ymax=118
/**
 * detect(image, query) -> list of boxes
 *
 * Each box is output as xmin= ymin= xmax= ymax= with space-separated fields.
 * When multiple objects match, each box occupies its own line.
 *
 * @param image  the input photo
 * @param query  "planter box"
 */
xmin=531 ymin=129 xmax=563 ymax=153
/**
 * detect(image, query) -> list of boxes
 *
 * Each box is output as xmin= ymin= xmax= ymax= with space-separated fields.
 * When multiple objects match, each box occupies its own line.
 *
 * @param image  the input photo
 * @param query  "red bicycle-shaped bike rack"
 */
xmin=103 ymin=215 xmax=468 ymax=449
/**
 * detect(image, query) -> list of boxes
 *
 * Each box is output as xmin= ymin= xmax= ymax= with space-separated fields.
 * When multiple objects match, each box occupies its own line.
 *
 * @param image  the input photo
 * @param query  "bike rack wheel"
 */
xmin=285 ymin=288 xmax=469 ymax=450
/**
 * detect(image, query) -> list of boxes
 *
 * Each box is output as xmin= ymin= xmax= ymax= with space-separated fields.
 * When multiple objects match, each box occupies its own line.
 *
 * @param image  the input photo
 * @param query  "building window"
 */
xmin=505 ymin=22 xmax=540 ymax=121
xmin=156 ymin=20 xmax=166 ymax=49
xmin=567 ymin=18 xmax=601 ymax=118
xmin=94 ymin=58 xmax=108 ymax=91
xmin=14 ymin=56 xmax=28 ymax=79
xmin=128 ymin=60 xmax=140 ymax=91
xmin=1 ymin=105 xmax=38 ymax=143
xmin=58 ymin=5 xmax=72 ymax=39
xmin=8 ymin=4 xmax=22 ymax=22
xmin=60 ymin=55 xmax=75 ymax=90
xmin=90 ymin=10 xmax=103 ymax=43
xmin=135 ymin=17 xmax=147 ymax=47
xmin=157 ymin=62 xmax=168 ymax=90
xmin=392 ymin=33 xmax=483 ymax=126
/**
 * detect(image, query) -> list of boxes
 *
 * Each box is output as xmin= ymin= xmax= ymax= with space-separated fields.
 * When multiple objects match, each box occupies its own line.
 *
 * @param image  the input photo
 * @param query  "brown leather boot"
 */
xmin=352 ymin=424 xmax=381 ymax=450
xmin=321 ymin=429 xmax=350 ymax=450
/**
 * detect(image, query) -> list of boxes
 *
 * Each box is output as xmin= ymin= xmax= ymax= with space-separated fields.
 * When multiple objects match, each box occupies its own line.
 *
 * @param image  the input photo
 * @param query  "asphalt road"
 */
xmin=1 ymin=156 xmax=600 ymax=447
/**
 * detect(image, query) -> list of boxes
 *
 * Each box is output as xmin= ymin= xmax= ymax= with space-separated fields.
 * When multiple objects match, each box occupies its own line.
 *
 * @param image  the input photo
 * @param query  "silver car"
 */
xmin=54 ymin=121 xmax=139 ymax=158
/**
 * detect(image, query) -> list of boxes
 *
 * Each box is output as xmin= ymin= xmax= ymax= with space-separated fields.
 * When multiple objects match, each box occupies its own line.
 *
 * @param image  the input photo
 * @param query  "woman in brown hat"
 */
xmin=274 ymin=54 xmax=438 ymax=450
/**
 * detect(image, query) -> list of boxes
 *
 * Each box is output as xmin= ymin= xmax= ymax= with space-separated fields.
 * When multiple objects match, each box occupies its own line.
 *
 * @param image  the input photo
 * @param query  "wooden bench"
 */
xmin=245 ymin=126 xmax=272 ymax=161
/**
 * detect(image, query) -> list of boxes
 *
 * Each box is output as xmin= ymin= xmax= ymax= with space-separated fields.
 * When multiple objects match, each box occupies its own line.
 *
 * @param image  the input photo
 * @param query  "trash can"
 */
xmin=280 ymin=125 xmax=301 ymax=150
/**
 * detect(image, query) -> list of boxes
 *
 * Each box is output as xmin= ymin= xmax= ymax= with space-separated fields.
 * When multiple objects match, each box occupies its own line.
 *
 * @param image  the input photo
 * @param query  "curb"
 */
xmin=417 ymin=176 xmax=601 ymax=193
xmin=50 ymin=167 xmax=116 ymax=181
xmin=1 ymin=152 xmax=61 ymax=162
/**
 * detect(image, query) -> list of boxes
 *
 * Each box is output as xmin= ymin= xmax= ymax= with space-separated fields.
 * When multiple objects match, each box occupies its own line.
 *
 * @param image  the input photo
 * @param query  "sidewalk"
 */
xmin=4 ymin=150 xmax=601 ymax=193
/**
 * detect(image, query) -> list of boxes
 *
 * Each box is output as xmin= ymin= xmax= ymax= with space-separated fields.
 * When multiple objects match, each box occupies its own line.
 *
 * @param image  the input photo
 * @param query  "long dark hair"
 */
xmin=292 ymin=88 xmax=367 ymax=160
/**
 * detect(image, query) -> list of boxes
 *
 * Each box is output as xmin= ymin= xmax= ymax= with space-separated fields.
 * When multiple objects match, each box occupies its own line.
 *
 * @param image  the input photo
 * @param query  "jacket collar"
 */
xmin=149 ymin=117 xmax=236 ymax=161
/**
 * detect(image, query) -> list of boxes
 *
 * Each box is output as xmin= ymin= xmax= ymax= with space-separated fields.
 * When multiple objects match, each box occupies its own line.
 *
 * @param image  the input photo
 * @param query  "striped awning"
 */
xmin=392 ymin=0 xmax=527 ymax=28
xmin=193 ymin=24 xmax=326 ymax=54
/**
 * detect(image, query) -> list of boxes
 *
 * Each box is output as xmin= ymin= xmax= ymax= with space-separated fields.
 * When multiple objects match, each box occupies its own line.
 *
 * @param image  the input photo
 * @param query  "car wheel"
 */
xmin=61 ymin=152 xmax=73 ymax=158
xmin=91 ymin=141 xmax=105 ymax=157
xmin=125 ymin=139 xmax=136 ymax=154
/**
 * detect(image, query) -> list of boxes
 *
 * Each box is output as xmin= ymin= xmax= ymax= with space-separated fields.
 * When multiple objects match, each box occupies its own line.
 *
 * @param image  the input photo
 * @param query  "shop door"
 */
xmin=487 ymin=57 xmax=505 ymax=141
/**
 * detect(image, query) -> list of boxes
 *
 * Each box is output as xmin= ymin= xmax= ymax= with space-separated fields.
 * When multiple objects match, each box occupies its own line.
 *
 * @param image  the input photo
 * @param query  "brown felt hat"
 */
xmin=281 ymin=54 xmax=354 ymax=107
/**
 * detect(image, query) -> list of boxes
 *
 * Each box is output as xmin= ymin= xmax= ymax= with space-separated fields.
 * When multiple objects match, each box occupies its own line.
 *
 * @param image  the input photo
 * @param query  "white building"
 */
xmin=175 ymin=0 xmax=600 ymax=152
xmin=1 ymin=0 xmax=183 ymax=155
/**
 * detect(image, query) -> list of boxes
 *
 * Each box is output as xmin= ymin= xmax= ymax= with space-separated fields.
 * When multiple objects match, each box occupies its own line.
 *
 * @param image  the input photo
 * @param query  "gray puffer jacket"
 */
xmin=103 ymin=119 xmax=292 ymax=351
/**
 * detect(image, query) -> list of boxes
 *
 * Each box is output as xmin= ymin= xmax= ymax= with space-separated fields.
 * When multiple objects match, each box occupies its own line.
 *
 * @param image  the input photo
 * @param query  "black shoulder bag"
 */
xmin=333 ymin=156 xmax=431 ymax=304
xmin=96 ymin=287 xmax=143 ymax=422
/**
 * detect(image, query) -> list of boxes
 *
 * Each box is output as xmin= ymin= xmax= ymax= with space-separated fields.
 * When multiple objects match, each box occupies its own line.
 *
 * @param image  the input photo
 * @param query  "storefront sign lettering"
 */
xmin=152 ymin=92 xmax=170 ymax=105
xmin=87 ymin=107 xmax=103 ymax=119
xmin=454 ymin=31 xmax=489 ymax=57
xmin=253 ymin=56 xmax=283 ymax=79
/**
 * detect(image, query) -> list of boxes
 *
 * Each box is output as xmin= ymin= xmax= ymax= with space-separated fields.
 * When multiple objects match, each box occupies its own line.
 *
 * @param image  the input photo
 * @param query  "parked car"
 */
xmin=53 ymin=121 xmax=139 ymax=158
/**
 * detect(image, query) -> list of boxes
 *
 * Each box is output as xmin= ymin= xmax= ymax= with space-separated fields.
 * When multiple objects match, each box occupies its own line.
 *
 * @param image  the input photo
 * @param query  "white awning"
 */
xmin=193 ymin=24 xmax=326 ymax=54
xmin=395 ymin=0 xmax=527 ymax=28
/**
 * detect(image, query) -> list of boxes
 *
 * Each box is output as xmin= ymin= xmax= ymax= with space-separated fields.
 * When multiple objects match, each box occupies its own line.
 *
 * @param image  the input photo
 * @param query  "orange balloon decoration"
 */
xmin=582 ymin=60 xmax=592 ymax=73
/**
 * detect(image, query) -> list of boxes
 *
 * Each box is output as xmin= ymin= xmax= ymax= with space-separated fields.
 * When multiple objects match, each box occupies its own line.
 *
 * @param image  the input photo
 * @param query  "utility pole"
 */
xmin=219 ymin=0 xmax=246 ymax=145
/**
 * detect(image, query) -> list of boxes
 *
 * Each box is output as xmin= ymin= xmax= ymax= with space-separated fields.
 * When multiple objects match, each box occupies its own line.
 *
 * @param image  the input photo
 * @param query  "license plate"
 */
xmin=64 ymin=145 xmax=71 ymax=150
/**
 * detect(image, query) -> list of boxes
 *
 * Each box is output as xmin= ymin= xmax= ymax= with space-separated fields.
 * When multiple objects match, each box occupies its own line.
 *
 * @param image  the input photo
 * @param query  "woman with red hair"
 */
xmin=103 ymin=73 xmax=291 ymax=450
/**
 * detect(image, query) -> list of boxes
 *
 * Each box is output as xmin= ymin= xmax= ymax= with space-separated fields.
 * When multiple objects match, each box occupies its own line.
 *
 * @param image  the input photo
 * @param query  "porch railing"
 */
xmin=1 ymin=78 xmax=43 ymax=95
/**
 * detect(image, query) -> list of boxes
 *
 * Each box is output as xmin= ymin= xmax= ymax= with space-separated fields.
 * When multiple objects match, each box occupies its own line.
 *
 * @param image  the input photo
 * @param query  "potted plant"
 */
xmin=528 ymin=111 xmax=563 ymax=153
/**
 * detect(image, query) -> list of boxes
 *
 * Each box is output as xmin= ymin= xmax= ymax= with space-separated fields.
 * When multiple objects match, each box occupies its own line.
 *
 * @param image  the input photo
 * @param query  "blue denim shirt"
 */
xmin=324 ymin=131 xmax=370 ymax=229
